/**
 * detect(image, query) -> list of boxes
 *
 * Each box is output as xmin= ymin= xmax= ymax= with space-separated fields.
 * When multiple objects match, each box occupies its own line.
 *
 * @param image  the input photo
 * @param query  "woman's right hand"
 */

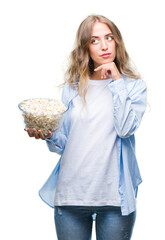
xmin=24 ymin=128 xmax=52 ymax=140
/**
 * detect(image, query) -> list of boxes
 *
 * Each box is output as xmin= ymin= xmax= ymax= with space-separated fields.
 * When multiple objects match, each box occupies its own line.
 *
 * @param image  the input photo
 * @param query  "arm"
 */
xmin=45 ymin=84 xmax=70 ymax=154
xmin=109 ymin=78 xmax=147 ymax=138
xmin=45 ymin=130 xmax=68 ymax=155
xmin=25 ymin=84 xmax=70 ymax=155
xmin=25 ymin=123 xmax=68 ymax=155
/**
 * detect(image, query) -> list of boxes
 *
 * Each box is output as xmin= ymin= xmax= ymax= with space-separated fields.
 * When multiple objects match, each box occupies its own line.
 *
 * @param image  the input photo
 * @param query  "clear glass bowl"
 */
xmin=18 ymin=98 xmax=68 ymax=135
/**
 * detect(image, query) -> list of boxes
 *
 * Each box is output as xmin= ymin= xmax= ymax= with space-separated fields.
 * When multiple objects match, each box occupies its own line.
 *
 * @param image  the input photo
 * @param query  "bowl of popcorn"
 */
xmin=18 ymin=98 xmax=68 ymax=135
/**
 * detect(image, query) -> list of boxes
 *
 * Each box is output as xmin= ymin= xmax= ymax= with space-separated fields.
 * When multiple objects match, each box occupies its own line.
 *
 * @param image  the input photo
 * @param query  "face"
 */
xmin=89 ymin=22 xmax=116 ymax=68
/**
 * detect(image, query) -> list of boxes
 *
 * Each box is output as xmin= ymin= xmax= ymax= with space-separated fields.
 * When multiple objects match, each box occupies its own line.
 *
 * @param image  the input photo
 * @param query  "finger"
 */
xmin=105 ymin=70 xmax=111 ymax=78
xmin=102 ymin=69 xmax=111 ymax=79
xmin=38 ymin=130 xmax=46 ymax=140
xmin=43 ymin=131 xmax=52 ymax=139
xmin=46 ymin=131 xmax=52 ymax=139
xmin=107 ymin=69 xmax=111 ymax=75
xmin=94 ymin=65 xmax=103 ymax=72
xmin=25 ymin=128 xmax=34 ymax=137
xmin=101 ymin=68 xmax=106 ymax=79
xmin=33 ymin=128 xmax=40 ymax=139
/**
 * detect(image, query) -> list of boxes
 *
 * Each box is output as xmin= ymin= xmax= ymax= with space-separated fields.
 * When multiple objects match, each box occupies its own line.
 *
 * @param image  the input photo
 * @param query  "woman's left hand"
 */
xmin=94 ymin=62 xmax=122 ymax=81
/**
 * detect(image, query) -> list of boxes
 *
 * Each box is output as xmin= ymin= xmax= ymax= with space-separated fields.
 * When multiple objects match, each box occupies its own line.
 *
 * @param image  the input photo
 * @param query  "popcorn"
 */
xmin=18 ymin=98 xmax=68 ymax=135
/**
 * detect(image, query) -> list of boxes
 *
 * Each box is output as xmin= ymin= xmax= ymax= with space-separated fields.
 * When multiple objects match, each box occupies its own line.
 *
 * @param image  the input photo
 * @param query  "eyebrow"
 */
xmin=90 ymin=32 xmax=113 ymax=38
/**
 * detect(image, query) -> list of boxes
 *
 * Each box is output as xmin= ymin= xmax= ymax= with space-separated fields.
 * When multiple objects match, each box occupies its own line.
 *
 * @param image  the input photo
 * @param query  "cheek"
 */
xmin=111 ymin=41 xmax=116 ymax=53
xmin=89 ymin=46 xmax=98 ymax=59
xmin=109 ymin=42 xmax=116 ymax=60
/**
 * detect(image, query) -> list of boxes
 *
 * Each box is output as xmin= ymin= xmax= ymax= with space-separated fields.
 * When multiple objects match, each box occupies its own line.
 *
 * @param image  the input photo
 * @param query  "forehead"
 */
xmin=91 ymin=22 xmax=112 ymax=36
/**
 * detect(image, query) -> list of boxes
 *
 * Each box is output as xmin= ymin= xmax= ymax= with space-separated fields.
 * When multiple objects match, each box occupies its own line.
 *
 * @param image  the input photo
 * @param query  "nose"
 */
xmin=101 ymin=39 xmax=108 ymax=51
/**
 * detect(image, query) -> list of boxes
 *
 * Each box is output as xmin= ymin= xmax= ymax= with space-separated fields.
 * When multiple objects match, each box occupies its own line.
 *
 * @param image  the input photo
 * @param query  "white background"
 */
xmin=0 ymin=0 xmax=165 ymax=239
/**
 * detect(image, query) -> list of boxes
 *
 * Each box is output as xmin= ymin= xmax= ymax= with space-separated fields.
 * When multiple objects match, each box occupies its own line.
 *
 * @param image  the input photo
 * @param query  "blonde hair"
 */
xmin=64 ymin=14 xmax=140 ymax=104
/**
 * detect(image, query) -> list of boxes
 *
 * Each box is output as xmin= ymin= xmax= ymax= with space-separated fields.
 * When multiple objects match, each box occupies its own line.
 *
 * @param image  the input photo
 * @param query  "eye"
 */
xmin=91 ymin=39 xmax=99 ymax=44
xmin=106 ymin=36 xmax=113 ymax=41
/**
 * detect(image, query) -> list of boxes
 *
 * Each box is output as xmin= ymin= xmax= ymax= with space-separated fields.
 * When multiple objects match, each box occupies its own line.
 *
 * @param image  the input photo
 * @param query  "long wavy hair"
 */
xmin=64 ymin=14 xmax=140 ymax=104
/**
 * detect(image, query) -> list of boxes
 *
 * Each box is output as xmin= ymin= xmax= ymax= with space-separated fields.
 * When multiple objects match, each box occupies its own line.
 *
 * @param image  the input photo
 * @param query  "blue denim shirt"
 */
xmin=39 ymin=75 xmax=147 ymax=216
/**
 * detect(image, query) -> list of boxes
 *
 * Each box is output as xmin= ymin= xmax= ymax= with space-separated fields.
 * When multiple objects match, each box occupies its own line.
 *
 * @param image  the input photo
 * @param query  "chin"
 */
xmin=94 ymin=57 xmax=115 ymax=67
xmin=99 ymin=59 xmax=113 ymax=65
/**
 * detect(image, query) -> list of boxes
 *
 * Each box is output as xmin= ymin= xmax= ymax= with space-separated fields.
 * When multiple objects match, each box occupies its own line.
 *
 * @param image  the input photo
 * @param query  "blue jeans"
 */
xmin=54 ymin=206 xmax=136 ymax=240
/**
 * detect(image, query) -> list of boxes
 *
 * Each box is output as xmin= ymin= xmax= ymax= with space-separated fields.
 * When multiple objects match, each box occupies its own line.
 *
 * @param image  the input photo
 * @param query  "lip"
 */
xmin=100 ymin=53 xmax=111 ymax=58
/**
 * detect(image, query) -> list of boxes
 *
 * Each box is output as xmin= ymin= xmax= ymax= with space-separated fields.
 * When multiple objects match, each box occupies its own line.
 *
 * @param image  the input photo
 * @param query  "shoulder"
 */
xmin=62 ymin=82 xmax=78 ymax=106
xmin=62 ymin=82 xmax=78 ymax=97
xmin=121 ymin=74 xmax=147 ymax=93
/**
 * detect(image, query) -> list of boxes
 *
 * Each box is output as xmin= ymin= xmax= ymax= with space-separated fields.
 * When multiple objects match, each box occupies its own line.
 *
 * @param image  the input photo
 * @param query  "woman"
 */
xmin=25 ymin=15 xmax=147 ymax=240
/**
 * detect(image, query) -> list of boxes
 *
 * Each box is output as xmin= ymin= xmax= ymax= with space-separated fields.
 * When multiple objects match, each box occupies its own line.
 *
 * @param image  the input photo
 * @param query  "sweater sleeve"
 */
xmin=45 ymin=85 xmax=69 ymax=155
xmin=109 ymin=78 xmax=147 ymax=138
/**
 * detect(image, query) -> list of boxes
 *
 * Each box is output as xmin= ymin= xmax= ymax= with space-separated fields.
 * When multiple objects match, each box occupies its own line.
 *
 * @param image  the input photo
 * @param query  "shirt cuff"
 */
xmin=109 ymin=78 xmax=126 ymax=96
